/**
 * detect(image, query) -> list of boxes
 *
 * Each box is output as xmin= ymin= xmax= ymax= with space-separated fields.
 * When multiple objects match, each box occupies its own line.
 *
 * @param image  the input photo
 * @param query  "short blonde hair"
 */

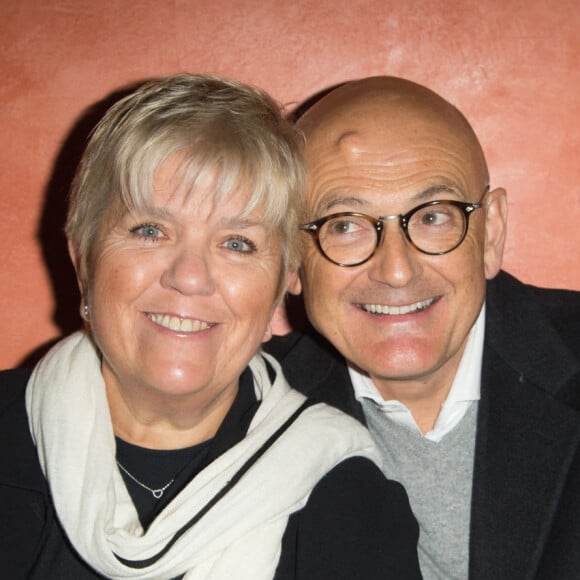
xmin=66 ymin=74 xmax=305 ymax=293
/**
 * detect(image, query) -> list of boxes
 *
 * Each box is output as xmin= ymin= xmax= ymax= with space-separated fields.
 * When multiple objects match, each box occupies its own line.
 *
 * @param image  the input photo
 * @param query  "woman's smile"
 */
xmin=146 ymin=312 xmax=215 ymax=333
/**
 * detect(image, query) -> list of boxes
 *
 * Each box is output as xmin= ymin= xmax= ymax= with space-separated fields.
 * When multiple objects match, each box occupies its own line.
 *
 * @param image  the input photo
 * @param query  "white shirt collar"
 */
xmin=350 ymin=304 xmax=485 ymax=442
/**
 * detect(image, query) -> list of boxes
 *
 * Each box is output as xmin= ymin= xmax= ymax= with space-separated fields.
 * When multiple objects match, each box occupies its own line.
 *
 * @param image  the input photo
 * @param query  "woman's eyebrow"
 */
xmin=127 ymin=205 xmax=172 ymax=220
xmin=217 ymin=216 xmax=268 ymax=229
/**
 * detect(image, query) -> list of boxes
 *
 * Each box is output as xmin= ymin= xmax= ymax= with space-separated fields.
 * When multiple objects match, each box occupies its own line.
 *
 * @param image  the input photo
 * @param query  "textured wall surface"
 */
xmin=1 ymin=0 xmax=579 ymax=368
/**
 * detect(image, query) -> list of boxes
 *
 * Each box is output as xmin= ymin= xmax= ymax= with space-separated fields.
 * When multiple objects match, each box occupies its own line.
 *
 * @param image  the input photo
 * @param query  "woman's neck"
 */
xmin=105 ymin=380 xmax=239 ymax=450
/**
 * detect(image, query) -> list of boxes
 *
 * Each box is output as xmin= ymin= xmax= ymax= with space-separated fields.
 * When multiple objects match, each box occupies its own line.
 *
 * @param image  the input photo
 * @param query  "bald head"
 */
xmin=295 ymin=75 xmax=508 ymax=412
xmin=297 ymin=76 xmax=489 ymax=195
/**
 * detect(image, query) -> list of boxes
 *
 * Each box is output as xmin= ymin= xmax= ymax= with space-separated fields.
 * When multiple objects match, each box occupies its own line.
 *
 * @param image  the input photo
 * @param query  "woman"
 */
xmin=0 ymin=74 xmax=421 ymax=579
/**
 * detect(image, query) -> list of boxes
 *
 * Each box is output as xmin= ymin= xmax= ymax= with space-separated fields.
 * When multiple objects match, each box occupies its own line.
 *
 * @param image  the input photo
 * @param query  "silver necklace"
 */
xmin=117 ymin=461 xmax=175 ymax=499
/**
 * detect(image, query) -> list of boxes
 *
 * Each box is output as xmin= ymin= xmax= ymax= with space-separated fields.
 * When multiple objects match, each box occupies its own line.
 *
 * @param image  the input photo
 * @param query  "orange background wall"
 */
xmin=1 ymin=0 xmax=579 ymax=369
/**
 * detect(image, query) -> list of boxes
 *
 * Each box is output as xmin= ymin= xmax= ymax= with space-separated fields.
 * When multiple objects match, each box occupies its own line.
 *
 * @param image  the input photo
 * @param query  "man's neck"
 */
xmin=372 ymin=373 xmax=457 ymax=435
xmin=350 ymin=305 xmax=486 ymax=438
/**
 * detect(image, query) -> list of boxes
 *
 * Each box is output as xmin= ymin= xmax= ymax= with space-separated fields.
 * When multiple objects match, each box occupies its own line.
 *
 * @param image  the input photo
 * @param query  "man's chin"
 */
xmin=346 ymin=340 xmax=437 ymax=380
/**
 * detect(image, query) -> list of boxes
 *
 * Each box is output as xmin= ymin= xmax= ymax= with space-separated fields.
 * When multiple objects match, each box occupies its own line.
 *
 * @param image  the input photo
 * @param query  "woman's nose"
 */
xmin=367 ymin=220 xmax=422 ymax=287
xmin=160 ymin=246 xmax=216 ymax=295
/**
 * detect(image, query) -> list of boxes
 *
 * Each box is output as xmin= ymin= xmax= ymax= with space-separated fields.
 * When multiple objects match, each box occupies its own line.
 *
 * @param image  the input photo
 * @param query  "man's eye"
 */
xmin=418 ymin=209 xmax=452 ymax=227
xmin=327 ymin=219 xmax=362 ymax=235
xmin=422 ymin=212 xmax=443 ymax=225
xmin=130 ymin=223 xmax=164 ymax=239
xmin=223 ymin=236 xmax=257 ymax=254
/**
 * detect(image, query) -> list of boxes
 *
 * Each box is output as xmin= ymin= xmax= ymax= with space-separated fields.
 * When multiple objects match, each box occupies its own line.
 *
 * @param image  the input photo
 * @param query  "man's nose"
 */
xmin=366 ymin=220 xmax=421 ymax=286
xmin=160 ymin=245 xmax=216 ymax=295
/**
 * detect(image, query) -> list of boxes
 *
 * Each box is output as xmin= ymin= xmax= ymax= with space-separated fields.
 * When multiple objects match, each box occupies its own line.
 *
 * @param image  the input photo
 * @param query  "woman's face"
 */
xmin=84 ymin=163 xmax=284 ymax=411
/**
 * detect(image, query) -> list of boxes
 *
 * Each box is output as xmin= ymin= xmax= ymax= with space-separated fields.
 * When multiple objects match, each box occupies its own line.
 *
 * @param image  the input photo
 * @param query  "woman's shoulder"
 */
xmin=277 ymin=456 xmax=421 ymax=579
xmin=0 ymin=366 xmax=44 ymax=490
xmin=0 ymin=367 xmax=31 ymax=412
xmin=0 ymin=366 xmax=49 ymax=578
xmin=0 ymin=367 xmax=32 ymax=388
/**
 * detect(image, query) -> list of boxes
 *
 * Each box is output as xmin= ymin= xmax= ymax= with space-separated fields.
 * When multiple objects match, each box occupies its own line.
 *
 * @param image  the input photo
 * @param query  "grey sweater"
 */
xmin=361 ymin=399 xmax=478 ymax=580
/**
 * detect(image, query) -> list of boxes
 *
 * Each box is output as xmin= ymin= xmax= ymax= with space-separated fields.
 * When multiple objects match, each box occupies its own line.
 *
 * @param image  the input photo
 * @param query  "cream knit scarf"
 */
xmin=26 ymin=331 xmax=380 ymax=580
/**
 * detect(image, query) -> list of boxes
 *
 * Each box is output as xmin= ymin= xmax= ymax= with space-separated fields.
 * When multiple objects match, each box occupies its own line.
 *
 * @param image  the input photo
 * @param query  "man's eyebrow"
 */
xmin=317 ymin=195 xmax=368 ymax=214
xmin=316 ymin=185 xmax=461 ymax=214
xmin=415 ymin=184 xmax=460 ymax=200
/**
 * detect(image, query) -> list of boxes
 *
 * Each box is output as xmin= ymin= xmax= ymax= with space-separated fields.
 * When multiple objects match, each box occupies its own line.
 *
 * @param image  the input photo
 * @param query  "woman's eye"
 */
xmin=130 ymin=223 xmax=164 ymax=240
xmin=223 ymin=236 xmax=257 ymax=254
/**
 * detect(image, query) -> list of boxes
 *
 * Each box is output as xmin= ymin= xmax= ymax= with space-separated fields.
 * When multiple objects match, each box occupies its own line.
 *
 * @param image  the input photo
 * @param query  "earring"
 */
xmin=83 ymin=304 xmax=89 ymax=319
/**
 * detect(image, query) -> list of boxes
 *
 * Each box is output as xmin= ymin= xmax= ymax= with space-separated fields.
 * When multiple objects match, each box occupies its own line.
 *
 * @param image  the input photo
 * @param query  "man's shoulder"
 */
xmin=265 ymin=330 xmax=350 ymax=385
xmin=263 ymin=331 xmax=305 ymax=361
xmin=265 ymin=330 xmax=344 ymax=372
xmin=488 ymin=271 xmax=580 ymax=348
xmin=489 ymin=270 xmax=580 ymax=313
xmin=265 ymin=331 xmax=364 ymax=421
xmin=486 ymin=270 xmax=580 ymax=408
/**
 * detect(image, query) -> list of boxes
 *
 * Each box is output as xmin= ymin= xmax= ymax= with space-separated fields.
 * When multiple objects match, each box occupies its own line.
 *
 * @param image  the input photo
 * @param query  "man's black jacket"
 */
xmin=265 ymin=271 xmax=580 ymax=579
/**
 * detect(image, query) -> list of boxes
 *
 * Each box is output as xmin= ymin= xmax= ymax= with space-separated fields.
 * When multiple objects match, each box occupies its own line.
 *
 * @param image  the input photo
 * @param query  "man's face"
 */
xmin=299 ymin=101 xmax=506 ymax=398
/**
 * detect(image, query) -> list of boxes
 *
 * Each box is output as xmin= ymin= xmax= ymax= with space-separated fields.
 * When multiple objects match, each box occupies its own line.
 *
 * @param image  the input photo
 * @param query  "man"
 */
xmin=266 ymin=77 xmax=580 ymax=579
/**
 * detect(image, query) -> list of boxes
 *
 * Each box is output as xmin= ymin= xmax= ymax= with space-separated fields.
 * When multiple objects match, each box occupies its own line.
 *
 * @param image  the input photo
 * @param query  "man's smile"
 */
xmin=359 ymin=297 xmax=437 ymax=315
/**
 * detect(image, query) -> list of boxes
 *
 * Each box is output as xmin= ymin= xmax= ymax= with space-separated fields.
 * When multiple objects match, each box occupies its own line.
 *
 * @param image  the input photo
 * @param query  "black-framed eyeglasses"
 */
xmin=300 ymin=189 xmax=489 ymax=267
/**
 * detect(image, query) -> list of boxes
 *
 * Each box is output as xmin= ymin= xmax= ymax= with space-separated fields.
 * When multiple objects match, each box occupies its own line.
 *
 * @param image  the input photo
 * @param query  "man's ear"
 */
xmin=483 ymin=187 xmax=508 ymax=280
xmin=266 ymin=270 xmax=302 ymax=339
xmin=286 ymin=269 xmax=302 ymax=295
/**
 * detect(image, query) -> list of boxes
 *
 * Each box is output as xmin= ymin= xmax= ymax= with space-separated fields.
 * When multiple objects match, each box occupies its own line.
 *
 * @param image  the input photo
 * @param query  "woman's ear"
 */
xmin=68 ymin=241 xmax=89 ymax=322
xmin=67 ymin=240 xmax=88 ymax=305
xmin=483 ymin=187 xmax=508 ymax=280
xmin=67 ymin=239 xmax=79 ymax=276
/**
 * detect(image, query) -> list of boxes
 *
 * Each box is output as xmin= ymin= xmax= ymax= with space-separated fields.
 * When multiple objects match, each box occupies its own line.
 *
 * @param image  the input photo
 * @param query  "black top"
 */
xmin=116 ymin=367 xmax=259 ymax=530
xmin=0 ymin=365 xmax=422 ymax=579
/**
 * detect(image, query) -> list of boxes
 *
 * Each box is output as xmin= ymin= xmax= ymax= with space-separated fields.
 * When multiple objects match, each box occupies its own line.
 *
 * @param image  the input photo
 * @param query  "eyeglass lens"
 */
xmin=318 ymin=203 xmax=469 ymax=265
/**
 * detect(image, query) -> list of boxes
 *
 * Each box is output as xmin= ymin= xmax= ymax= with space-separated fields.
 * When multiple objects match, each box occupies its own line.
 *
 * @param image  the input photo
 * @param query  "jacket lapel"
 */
xmin=469 ymin=273 xmax=580 ymax=578
xmin=273 ymin=331 xmax=366 ymax=424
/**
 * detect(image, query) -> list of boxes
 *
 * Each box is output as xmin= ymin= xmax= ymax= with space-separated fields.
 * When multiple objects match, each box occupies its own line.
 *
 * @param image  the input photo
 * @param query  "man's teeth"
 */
xmin=361 ymin=298 xmax=435 ymax=315
xmin=148 ymin=314 xmax=212 ymax=332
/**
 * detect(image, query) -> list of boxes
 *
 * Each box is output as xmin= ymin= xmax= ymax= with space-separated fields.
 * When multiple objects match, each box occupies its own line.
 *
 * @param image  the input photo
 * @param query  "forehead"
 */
xmin=138 ymin=154 xmax=264 ymax=222
xmin=303 ymin=101 xmax=484 ymax=212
